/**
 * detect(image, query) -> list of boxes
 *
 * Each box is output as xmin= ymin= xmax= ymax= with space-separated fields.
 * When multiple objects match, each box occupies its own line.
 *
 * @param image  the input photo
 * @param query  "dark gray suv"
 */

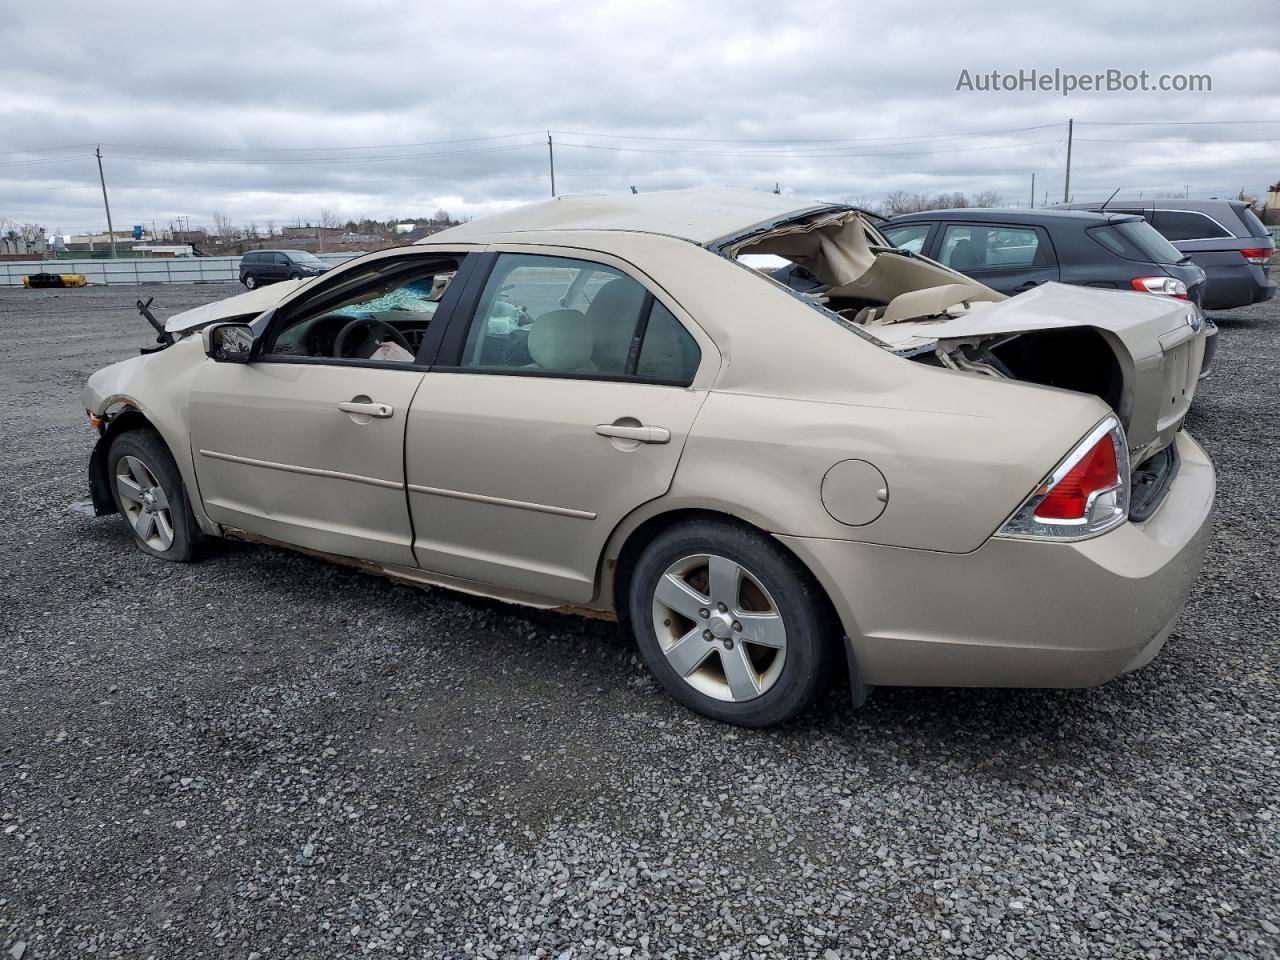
xmin=1059 ymin=199 xmax=1275 ymax=310
xmin=238 ymin=249 xmax=331 ymax=290
xmin=879 ymin=208 xmax=1216 ymax=376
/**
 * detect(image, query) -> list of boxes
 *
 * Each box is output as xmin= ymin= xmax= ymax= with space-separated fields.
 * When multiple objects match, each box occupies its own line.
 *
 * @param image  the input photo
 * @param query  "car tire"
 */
xmin=288 ymin=271 xmax=303 ymax=280
xmin=627 ymin=519 xmax=836 ymax=727
xmin=243 ymin=274 xmax=258 ymax=290
xmin=107 ymin=428 xmax=201 ymax=563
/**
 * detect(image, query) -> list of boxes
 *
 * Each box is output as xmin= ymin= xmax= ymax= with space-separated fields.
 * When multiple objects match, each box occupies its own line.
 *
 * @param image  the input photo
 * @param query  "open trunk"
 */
xmin=719 ymin=209 xmax=1207 ymax=475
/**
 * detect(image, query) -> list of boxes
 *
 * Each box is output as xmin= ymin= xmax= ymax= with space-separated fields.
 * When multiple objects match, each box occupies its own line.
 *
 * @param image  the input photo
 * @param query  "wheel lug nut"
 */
xmin=698 ymin=608 xmax=709 ymax=619
xmin=717 ymin=602 xmax=727 ymax=613
xmin=732 ymin=621 xmax=742 ymax=632
xmin=723 ymin=638 xmax=734 ymax=650
xmin=702 ymin=630 xmax=713 ymax=641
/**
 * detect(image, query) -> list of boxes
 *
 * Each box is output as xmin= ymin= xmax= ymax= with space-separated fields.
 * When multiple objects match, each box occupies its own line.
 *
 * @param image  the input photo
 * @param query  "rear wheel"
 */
xmin=107 ymin=429 xmax=201 ymax=562
xmin=628 ymin=519 xmax=835 ymax=727
xmin=288 ymin=270 xmax=303 ymax=280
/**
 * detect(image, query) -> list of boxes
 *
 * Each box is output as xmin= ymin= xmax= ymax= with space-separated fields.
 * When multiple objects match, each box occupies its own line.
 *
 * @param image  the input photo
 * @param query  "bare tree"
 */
xmin=318 ymin=209 xmax=340 ymax=231
xmin=430 ymin=207 xmax=453 ymax=225
xmin=212 ymin=212 xmax=236 ymax=239
xmin=971 ymin=191 xmax=1004 ymax=208
xmin=264 ymin=219 xmax=276 ymax=238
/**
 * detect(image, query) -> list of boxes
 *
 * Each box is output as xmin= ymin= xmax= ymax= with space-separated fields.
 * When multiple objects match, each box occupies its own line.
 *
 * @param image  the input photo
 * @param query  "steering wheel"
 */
xmin=333 ymin=314 xmax=415 ymax=359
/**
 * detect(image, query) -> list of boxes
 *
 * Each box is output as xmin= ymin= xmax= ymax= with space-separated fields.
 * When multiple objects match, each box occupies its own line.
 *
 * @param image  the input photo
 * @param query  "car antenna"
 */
xmin=1098 ymin=187 xmax=1121 ymax=213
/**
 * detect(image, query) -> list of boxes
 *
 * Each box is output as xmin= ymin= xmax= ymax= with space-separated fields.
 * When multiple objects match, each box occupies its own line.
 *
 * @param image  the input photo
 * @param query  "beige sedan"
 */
xmin=83 ymin=188 xmax=1215 ymax=726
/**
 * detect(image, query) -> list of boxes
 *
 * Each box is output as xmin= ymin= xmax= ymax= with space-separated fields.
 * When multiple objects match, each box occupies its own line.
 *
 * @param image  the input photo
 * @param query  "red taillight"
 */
xmin=999 ymin=417 xmax=1131 ymax=540
xmin=1240 ymin=248 xmax=1272 ymax=266
xmin=1035 ymin=434 xmax=1119 ymax=519
xmin=1130 ymin=276 xmax=1189 ymax=299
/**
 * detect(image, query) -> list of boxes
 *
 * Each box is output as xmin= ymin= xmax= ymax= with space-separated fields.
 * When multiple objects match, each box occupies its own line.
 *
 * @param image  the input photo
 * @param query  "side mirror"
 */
xmin=204 ymin=322 xmax=256 ymax=363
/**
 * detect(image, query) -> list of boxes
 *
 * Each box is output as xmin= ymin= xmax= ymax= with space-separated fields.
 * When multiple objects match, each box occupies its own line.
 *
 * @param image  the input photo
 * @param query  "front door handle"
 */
xmin=337 ymin=400 xmax=393 ymax=418
xmin=595 ymin=423 xmax=671 ymax=444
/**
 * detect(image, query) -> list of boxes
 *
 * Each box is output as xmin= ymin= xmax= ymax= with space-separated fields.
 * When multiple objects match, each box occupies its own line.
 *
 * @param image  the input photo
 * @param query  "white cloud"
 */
xmin=1 ymin=0 xmax=1276 ymax=232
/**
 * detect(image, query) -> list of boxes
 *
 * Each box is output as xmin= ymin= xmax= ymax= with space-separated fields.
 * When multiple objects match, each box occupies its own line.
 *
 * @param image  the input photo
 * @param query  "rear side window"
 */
xmin=1151 ymin=210 xmax=1233 ymax=242
xmin=637 ymin=301 xmax=700 ymax=383
xmin=1088 ymin=221 xmax=1183 ymax=264
xmin=939 ymin=225 xmax=1047 ymax=270
xmin=882 ymin=223 xmax=931 ymax=254
xmin=1235 ymin=205 xmax=1270 ymax=239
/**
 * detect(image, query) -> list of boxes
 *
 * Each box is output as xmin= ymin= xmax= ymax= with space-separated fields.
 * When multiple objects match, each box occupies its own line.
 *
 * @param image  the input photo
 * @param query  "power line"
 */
xmin=547 ymin=124 xmax=1064 ymax=144
xmin=96 ymin=131 xmax=546 ymax=153
xmin=1076 ymin=119 xmax=1280 ymax=126
xmin=550 ymin=138 xmax=1064 ymax=160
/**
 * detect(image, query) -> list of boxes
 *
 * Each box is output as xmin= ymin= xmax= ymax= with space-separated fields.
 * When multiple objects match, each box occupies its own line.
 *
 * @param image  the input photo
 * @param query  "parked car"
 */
xmin=82 ymin=188 xmax=1214 ymax=727
xmin=239 ymin=249 xmax=332 ymax=289
xmin=879 ymin=208 xmax=1217 ymax=377
xmin=1058 ymin=199 xmax=1276 ymax=310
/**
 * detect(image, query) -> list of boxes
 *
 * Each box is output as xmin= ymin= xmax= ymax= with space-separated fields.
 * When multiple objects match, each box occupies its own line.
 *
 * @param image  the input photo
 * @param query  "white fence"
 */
xmin=0 ymin=253 xmax=359 ymax=288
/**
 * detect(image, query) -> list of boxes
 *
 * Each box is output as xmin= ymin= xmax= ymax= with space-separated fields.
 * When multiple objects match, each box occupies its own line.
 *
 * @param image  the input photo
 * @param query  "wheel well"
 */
xmin=612 ymin=509 xmax=838 ymax=629
xmin=88 ymin=409 xmax=158 ymax=516
xmin=611 ymin=507 xmax=863 ymax=703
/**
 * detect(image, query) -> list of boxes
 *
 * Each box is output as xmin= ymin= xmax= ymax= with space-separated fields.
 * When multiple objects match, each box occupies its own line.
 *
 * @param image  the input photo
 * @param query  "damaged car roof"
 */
xmin=421 ymin=187 xmax=848 ymax=247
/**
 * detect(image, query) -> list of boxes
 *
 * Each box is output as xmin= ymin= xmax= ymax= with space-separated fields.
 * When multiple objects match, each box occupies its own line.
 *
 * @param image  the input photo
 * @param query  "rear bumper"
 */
xmin=1201 ymin=261 xmax=1275 ymax=310
xmin=779 ymin=430 xmax=1215 ymax=688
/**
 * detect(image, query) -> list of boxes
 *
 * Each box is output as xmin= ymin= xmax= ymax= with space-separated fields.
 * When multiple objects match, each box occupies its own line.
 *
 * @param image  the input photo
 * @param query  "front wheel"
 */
xmin=107 ymin=429 xmax=201 ymax=562
xmin=627 ymin=520 xmax=836 ymax=727
xmin=243 ymin=274 xmax=258 ymax=290
xmin=288 ymin=271 xmax=303 ymax=280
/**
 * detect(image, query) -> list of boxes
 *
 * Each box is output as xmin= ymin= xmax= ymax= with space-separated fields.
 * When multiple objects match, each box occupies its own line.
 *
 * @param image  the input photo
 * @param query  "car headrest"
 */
xmin=586 ymin=278 xmax=647 ymax=368
xmin=528 ymin=309 xmax=594 ymax=371
xmin=948 ymin=238 xmax=982 ymax=270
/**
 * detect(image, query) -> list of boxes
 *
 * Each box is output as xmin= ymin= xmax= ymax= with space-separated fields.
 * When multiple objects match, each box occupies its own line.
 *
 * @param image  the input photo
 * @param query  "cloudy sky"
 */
xmin=2 ymin=0 xmax=1277 ymax=235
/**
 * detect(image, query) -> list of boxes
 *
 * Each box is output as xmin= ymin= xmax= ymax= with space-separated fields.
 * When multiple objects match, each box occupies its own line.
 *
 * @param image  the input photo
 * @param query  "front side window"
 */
xmin=882 ymin=223 xmax=931 ymax=254
xmin=261 ymin=258 xmax=460 ymax=363
xmin=459 ymin=253 xmax=699 ymax=384
xmin=939 ymin=225 xmax=1043 ymax=270
xmin=1151 ymin=210 xmax=1233 ymax=242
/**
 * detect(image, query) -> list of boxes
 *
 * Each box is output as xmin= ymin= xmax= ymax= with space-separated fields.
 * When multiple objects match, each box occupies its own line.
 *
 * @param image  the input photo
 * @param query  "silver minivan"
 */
xmin=1060 ymin=199 xmax=1275 ymax=310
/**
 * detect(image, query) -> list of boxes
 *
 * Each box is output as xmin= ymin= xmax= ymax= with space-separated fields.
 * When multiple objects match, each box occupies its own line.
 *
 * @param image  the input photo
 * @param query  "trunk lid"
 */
xmin=864 ymin=282 xmax=1205 ymax=464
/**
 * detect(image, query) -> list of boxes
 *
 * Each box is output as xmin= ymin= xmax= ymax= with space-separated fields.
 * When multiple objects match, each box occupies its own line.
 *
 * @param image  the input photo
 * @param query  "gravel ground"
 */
xmin=0 ymin=283 xmax=1276 ymax=960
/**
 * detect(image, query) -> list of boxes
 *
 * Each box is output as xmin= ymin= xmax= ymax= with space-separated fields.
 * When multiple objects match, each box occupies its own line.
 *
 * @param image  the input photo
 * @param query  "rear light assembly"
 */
xmin=999 ymin=417 xmax=1131 ymax=541
xmin=1239 ymin=248 xmax=1273 ymax=266
xmin=1130 ymin=276 xmax=1188 ymax=299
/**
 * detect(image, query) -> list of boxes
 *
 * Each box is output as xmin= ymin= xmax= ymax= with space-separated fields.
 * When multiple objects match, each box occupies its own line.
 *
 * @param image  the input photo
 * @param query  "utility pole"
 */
xmin=1062 ymin=118 xmax=1073 ymax=204
xmin=1030 ymin=172 xmax=1036 ymax=208
xmin=95 ymin=145 xmax=118 ymax=258
xmin=547 ymin=132 xmax=556 ymax=197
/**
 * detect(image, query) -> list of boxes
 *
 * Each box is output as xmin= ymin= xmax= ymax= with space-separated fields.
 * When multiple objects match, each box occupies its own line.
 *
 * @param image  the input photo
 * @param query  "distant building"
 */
xmin=282 ymin=225 xmax=343 ymax=239
xmin=1265 ymin=181 xmax=1280 ymax=226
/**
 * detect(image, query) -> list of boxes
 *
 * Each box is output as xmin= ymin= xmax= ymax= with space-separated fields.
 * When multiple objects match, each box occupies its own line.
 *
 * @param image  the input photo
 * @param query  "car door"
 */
xmin=272 ymin=252 xmax=291 ymax=281
xmin=936 ymin=222 xmax=1059 ymax=295
xmin=403 ymin=249 xmax=712 ymax=602
xmin=187 ymin=251 xmax=471 ymax=565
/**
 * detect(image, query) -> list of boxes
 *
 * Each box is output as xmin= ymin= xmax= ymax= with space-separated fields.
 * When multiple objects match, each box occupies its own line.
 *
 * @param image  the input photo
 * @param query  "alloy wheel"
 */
xmin=115 ymin=455 xmax=175 ymax=551
xmin=650 ymin=553 xmax=788 ymax=702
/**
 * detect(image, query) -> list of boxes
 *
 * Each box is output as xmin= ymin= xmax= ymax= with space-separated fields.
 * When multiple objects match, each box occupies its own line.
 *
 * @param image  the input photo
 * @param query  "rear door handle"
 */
xmin=595 ymin=423 xmax=671 ymax=444
xmin=337 ymin=400 xmax=394 ymax=418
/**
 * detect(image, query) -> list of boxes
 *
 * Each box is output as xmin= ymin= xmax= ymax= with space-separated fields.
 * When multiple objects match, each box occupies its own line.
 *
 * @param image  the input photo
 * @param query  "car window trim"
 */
xmin=433 ymin=250 xmax=699 ymax=388
xmin=252 ymin=250 xmax=476 ymax=371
